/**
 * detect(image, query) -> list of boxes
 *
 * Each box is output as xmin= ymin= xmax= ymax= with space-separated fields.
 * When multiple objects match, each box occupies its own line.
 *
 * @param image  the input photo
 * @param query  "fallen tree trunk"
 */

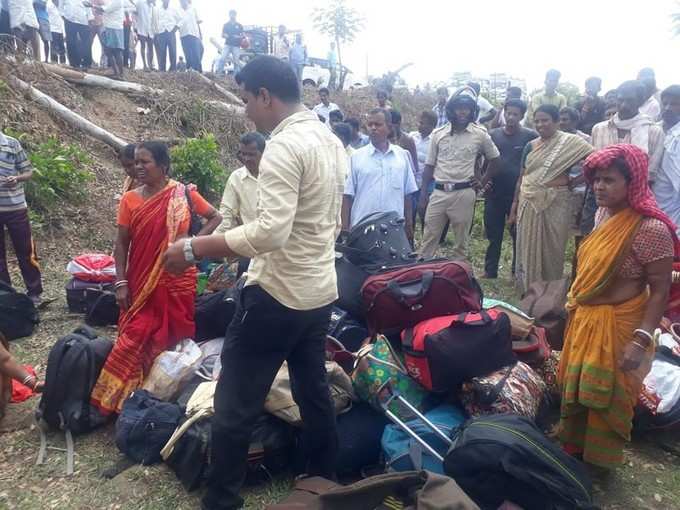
xmin=43 ymin=64 xmax=245 ymax=116
xmin=9 ymin=75 xmax=128 ymax=151
xmin=191 ymin=71 xmax=243 ymax=105
xmin=43 ymin=63 xmax=163 ymax=96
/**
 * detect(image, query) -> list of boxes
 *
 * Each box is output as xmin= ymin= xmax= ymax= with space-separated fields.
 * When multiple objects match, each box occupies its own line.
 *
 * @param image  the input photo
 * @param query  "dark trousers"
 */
xmin=180 ymin=35 xmax=202 ymax=72
xmin=123 ymin=24 xmax=131 ymax=67
xmin=484 ymin=194 xmax=516 ymax=278
xmin=64 ymin=19 xmax=91 ymax=68
xmin=0 ymin=9 xmax=10 ymax=36
xmin=0 ymin=209 xmax=42 ymax=296
xmin=155 ymin=31 xmax=176 ymax=71
xmin=50 ymin=32 xmax=66 ymax=63
xmin=203 ymin=285 xmax=337 ymax=510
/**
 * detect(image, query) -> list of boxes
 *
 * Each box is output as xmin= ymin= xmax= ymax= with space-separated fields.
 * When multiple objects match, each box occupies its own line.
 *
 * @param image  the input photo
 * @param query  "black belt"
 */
xmin=434 ymin=181 xmax=473 ymax=192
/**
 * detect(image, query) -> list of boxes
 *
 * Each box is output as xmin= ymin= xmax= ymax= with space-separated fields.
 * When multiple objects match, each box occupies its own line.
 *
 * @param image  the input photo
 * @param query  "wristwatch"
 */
xmin=183 ymin=237 xmax=197 ymax=263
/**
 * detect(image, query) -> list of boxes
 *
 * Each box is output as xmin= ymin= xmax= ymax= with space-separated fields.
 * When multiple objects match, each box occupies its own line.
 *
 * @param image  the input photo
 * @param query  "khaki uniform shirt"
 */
xmin=224 ymin=110 xmax=348 ymax=310
xmin=426 ymin=123 xmax=500 ymax=183
xmin=216 ymin=166 xmax=258 ymax=234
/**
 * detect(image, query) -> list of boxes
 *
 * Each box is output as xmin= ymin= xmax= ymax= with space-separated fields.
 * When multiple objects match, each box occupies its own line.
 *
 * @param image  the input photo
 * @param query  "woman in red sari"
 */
xmin=91 ymin=141 xmax=222 ymax=415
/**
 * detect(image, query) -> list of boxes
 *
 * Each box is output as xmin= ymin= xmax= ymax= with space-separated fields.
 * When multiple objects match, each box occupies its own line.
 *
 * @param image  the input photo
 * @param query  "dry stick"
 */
xmin=190 ymin=70 xmax=243 ymax=105
xmin=9 ymin=75 xmax=128 ymax=151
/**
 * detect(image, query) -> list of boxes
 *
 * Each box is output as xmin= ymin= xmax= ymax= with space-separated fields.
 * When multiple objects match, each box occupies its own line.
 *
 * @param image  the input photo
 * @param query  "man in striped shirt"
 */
xmin=0 ymin=131 xmax=42 ymax=303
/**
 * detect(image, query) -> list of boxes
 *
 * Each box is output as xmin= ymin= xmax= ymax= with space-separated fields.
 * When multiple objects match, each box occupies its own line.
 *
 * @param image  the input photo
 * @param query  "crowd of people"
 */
xmin=2 ymin=41 xmax=680 ymax=508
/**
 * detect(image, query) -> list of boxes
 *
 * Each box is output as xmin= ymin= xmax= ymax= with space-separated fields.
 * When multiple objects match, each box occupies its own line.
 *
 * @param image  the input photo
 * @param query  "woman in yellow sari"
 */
xmin=511 ymin=104 xmax=593 ymax=293
xmin=559 ymin=144 xmax=678 ymax=469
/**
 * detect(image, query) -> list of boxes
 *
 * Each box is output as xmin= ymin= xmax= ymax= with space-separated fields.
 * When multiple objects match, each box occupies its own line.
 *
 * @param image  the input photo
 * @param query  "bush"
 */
xmin=170 ymin=133 xmax=227 ymax=202
xmin=21 ymin=136 xmax=93 ymax=215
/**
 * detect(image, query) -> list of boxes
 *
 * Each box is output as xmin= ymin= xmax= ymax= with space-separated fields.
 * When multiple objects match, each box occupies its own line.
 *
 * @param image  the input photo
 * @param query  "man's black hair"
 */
xmin=318 ymin=87 xmax=330 ymax=95
xmin=240 ymin=131 xmax=266 ymax=153
xmin=346 ymin=117 xmax=361 ymax=130
xmin=504 ymin=98 xmax=527 ymax=116
xmin=332 ymin=122 xmax=352 ymax=147
xmin=467 ymin=82 xmax=481 ymax=95
xmin=120 ymin=143 xmax=137 ymax=160
xmin=368 ymin=108 xmax=392 ymax=124
xmin=617 ymin=80 xmax=646 ymax=104
xmin=138 ymin=141 xmax=171 ymax=174
xmin=546 ymin=69 xmax=561 ymax=80
xmin=235 ymin=56 xmax=300 ymax=103
xmin=661 ymin=85 xmax=680 ymax=102
xmin=560 ymin=106 xmax=580 ymax=124
xmin=420 ymin=110 xmax=438 ymax=126
xmin=328 ymin=110 xmax=344 ymax=122
xmin=507 ymin=86 xmax=522 ymax=99
xmin=535 ymin=104 xmax=560 ymax=122
xmin=390 ymin=109 xmax=402 ymax=125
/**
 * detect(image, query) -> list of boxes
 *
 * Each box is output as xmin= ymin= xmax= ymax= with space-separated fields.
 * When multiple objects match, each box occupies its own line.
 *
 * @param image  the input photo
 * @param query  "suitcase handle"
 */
xmin=386 ymin=271 xmax=434 ymax=306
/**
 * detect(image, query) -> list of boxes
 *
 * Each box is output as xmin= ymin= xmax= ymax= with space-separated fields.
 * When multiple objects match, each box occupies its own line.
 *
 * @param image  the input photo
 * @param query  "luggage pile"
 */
xmin=65 ymin=253 xmax=119 ymax=327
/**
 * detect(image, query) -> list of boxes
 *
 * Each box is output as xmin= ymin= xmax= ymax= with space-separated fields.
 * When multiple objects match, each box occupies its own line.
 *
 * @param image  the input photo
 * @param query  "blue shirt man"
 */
xmin=342 ymin=108 xmax=418 ymax=240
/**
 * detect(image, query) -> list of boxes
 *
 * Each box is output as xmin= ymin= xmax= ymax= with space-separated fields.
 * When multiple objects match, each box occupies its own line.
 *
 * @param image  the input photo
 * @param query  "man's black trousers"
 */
xmin=484 ymin=194 xmax=516 ymax=278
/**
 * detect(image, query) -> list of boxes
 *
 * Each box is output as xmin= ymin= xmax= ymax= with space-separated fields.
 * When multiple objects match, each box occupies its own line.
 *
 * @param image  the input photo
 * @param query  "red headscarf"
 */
xmin=583 ymin=143 xmax=680 ymax=257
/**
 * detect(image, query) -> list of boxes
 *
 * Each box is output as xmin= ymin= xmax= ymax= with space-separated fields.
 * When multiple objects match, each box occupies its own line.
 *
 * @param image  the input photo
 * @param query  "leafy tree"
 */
xmin=170 ymin=134 xmax=226 ymax=203
xmin=312 ymin=0 xmax=364 ymax=89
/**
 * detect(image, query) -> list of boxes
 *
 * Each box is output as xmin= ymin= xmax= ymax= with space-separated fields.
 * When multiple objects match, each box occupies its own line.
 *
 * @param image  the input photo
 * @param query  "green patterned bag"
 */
xmin=352 ymin=335 xmax=428 ymax=420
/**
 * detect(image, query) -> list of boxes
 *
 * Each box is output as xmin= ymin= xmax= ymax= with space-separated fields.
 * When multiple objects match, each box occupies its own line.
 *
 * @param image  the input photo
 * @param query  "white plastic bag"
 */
xmin=142 ymin=339 xmax=203 ymax=401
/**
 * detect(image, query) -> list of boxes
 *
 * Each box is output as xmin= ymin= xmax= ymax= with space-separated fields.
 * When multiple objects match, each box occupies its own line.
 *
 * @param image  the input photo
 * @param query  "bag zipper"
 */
xmin=466 ymin=421 xmax=591 ymax=501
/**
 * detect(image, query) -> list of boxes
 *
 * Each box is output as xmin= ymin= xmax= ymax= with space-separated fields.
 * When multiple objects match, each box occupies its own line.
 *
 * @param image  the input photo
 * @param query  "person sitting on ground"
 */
xmin=312 ymin=87 xmax=339 ymax=126
xmin=389 ymin=109 xmax=420 ymax=183
xmin=119 ymin=143 xmax=140 ymax=194
xmin=90 ymin=141 xmax=222 ymax=415
xmin=525 ymin=69 xmax=567 ymax=128
xmin=342 ymin=108 xmax=417 ymax=242
xmin=0 ymin=130 xmax=43 ymax=305
xmin=1 ymin=332 xmax=43 ymax=420
xmin=510 ymin=104 xmax=593 ymax=293
xmin=576 ymin=77 xmax=606 ymax=135
xmin=467 ymin=81 xmax=497 ymax=124
xmin=328 ymin=109 xmax=343 ymax=125
xmin=9 ymin=0 xmax=41 ymax=58
xmin=347 ymin=117 xmax=369 ymax=149
xmin=433 ymin=86 xmax=449 ymax=128
xmin=559 ymin=144 xmax=676 ymax=471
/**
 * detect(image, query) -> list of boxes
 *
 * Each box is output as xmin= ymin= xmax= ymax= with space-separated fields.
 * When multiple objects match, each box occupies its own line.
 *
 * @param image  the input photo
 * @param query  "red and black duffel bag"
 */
xmin=360 ymin=260 xmax=483 ymax=335
xmin=401 ymin=310 xmax=516 ymax=393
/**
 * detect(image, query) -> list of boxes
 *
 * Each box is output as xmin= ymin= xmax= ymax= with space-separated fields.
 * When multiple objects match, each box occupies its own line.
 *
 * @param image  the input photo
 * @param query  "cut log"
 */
xmin=190 ymin=70 xmax=243 ymax=106
xmin=43 ymin=63 xmax=163 ymax=95
xmin=9 ymin=75 xmax=128 ymax=151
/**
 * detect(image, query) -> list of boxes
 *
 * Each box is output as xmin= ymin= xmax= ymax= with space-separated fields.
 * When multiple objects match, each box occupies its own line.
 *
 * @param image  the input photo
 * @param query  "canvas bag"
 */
xmin=519 ymin=279 xmax=570 ymax=350
xmin=266 ymin=471 xmax=479 ymax=510
xmin=483 ymin=298 xmax=534 ymax=340
xmin=142 ymin=339 xmax=203 ymax=401
xmin=264 ymin=360 xmax=355 ymax=426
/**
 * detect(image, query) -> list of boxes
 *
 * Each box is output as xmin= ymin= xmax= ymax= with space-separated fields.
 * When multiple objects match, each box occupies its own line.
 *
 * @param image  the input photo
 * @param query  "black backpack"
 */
xmin=444 ymin=414 xmax=595 ymax=510
xmin=0 ymin=280 xmax=38 ymax=340
xmin=35 ymin=325 xmax=113 ymax=474
xmin=336 ymin=211 xmax=415 ymax=270
xmin=84 ymin=288 xmax=119 ymax=327
xmin=115 ymin=389 xmax=184 ymax=465
xmin=194 ymin=288 xmax=237 ymax=342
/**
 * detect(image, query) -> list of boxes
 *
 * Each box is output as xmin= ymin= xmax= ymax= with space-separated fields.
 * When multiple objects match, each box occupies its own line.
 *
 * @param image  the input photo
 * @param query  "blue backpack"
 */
xmin=381 ymin=404 xmax=465 ymax=474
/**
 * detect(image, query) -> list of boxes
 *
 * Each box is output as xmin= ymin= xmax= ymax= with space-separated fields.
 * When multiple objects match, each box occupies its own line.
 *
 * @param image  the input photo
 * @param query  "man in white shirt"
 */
xmin=47 ymin=0 xmax=65 ymax=63
xmin=163 ymin=56 xmax=346 ymax=510
xmin=342 ymin=108 xmax=418 ymax=241
xmin=135 ymin=0 xmax=154 ymax=70
xmin=154 ymin=0 xmax=179 ymax=71
xmin=312 ymin=87 xmax=339 ymax=125
xmin=639 ymin=76 xmax=661 ymax=121
xmin=433 ymin=86 xmax=449 ymax=127
xmin=272 ymin=24 xmax=289 ymax=61
xmin=654 ymin=85 xmax=680 ymax=232
xmin=468 ymin=82 xmax=497 ymax=124
xmin=178 ymin=0 xmax=201 ymax=72
xmin=60 ymin=0 xmax=91 ymax=68
xmin=9 ymin=0 xmax=40 ymax=58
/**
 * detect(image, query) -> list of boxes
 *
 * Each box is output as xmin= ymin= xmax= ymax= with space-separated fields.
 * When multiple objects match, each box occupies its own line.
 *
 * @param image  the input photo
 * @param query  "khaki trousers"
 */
xmin=420 ymin=188 xmax=476 ymax=260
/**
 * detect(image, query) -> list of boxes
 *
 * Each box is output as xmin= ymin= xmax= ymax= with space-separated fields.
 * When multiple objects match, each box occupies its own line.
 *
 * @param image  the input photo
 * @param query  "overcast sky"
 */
xmin=190 ymin=0 xmax=679 ymax=92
